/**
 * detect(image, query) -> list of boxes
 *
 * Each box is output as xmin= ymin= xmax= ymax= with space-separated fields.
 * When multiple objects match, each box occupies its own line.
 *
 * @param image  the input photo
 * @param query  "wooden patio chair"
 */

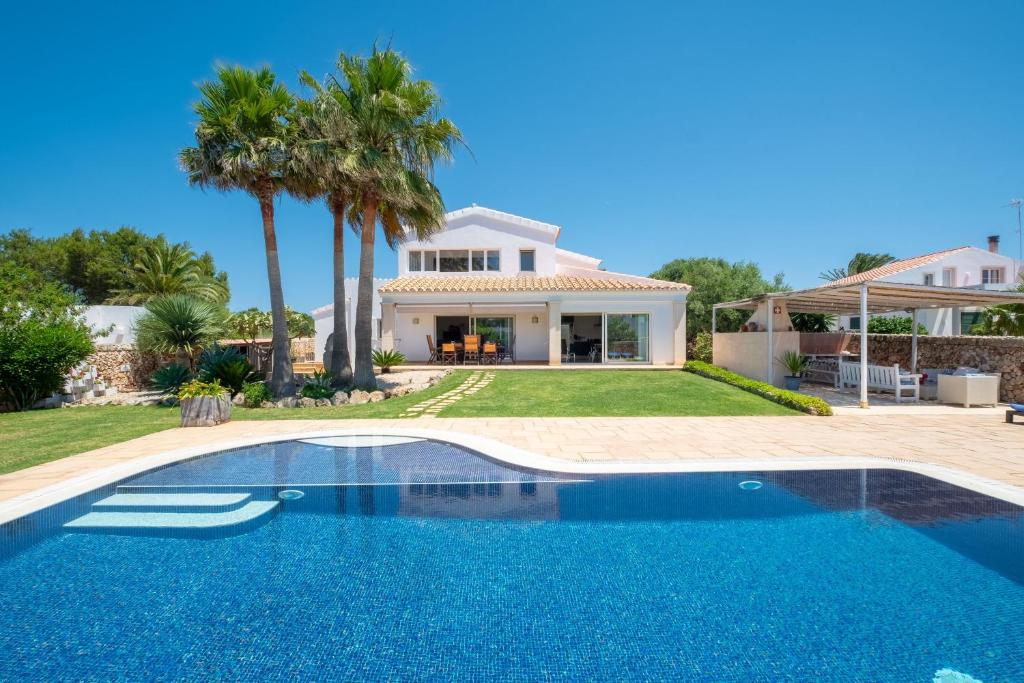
xmin=498 ymin=335 xmax=515 ymax=364
xmin=463 ymin=335 xmax=480 ymax=364
xmin=482 ymin=342 xmax=498 ymax=364
xmin=441 ymin=342 xmax=458 ymax=365
xmin=426 ymin=335 xmax=440 ymax=364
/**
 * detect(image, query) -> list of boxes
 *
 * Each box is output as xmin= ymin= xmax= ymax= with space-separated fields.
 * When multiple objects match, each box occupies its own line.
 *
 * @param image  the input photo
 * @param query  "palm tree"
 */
xmin=290 ymin=76 xmax=361 ymax=386
xmin=135 ymin=295 xmax=227 ymax=371
xmin=178 ymin=65 xmax=297 ymax=397
xmin=820 ymin=252 xmax=896 ymax=281
xmin=335 ymin=48 xmax=462 ymax=388
xmin=107 ymin=241 xmax=229 ymax=305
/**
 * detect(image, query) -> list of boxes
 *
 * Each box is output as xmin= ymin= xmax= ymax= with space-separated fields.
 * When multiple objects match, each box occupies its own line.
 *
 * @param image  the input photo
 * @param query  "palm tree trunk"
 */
xmin=329 ymin=194 xmax=353 ymax=387
xmin=257 ymin=182 xmax=295 ymax=397
xmin=352 ymin=196 xmax=378 ymax=389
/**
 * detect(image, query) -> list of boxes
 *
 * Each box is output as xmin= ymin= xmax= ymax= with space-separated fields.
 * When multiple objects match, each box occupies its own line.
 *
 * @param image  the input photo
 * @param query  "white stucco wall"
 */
xmin=82 ymin=305 xmax=146 ymax=344
xmin=713 ymin=331 xmax=800 ymax=387
xmin=312 ymin=278 xmax=387 ymax=366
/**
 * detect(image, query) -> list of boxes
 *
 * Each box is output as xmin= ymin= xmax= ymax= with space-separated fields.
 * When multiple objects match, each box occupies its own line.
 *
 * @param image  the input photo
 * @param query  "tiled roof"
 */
xmin=824 ymin=247 xmax=970 ymax=287
xmin=380 ymin=275 xmax=690 ymax=294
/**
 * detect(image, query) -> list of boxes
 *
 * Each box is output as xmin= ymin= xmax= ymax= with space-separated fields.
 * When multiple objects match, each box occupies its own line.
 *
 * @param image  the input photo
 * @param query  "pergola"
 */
xmin=713 ymin=281 xmax=1024 ymax=408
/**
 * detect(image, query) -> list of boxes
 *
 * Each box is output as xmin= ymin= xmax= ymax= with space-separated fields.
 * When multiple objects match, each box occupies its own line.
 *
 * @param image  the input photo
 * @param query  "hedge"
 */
xmin=683 ymin=361 xmax=833 ymax=416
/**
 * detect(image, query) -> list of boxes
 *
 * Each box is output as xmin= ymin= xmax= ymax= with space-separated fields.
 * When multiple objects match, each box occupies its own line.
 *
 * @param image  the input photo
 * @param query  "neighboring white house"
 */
xmin=373 ymin=205 xmax=690 ymax=365
xmin=81 ymin=305 xmax=146 ymax=344
xmin=835 ymin=235 xmax=1024 ymax=335
xmin=311 ymin=278 xmax=387 ymax=369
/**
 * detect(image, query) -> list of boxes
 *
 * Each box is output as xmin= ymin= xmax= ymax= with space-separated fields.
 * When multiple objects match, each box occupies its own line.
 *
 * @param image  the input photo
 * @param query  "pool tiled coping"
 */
xmin=1 ymin=414 xmax=1022 ymax=525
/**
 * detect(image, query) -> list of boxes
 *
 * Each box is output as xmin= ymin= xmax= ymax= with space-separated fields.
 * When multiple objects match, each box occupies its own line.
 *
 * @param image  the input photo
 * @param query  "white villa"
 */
xmin=835 ymin=236 xmax=1024 ymax=335
xmin=363 ymin=206 xmax=691 ymax=365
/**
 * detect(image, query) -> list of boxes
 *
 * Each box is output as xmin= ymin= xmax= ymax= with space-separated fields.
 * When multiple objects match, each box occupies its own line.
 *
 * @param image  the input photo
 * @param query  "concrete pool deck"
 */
xmin=1 ymin=411 xmax=1022 ymax=513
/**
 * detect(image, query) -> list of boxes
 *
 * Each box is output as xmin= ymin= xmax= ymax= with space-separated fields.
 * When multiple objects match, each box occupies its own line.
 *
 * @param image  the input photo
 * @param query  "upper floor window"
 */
xmin=982 ymin=267 xmax=1004 ymax=285
xmin=942 ymin=268 xmax=955 ymax=287
xmin=407 ymin=249 xmax=499 ymax=273
xmin=519 ymin=249 xmax=536 ymax=272
xmin=922 ymin=273 xmax=935 ymax=286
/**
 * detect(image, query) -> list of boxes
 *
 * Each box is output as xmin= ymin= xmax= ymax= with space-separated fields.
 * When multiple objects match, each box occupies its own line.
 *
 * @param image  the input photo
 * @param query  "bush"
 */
xmin=300 ymin=369 xmax=336 ymax=399
xmin=866 ymin=316 xmax=927 ymax=335
xmin=177 ymin=379 xmax=228 ymax=399
xmin=371 ymin=349 xmax=407 ymax=373
xmin=683 ymin=361 xmax=833 ymax=416
xmin=197 ymin=344 xmax=260 ymax=396
xmin=151 ymin=364 xmax=193 ymax=395
xmin=690 ymin=331 xmax=712 ymax=363
xmin=241 ymin=381 xmax=272 ymax=407
xmin=0 ymin=319 xmax=94 ymax=411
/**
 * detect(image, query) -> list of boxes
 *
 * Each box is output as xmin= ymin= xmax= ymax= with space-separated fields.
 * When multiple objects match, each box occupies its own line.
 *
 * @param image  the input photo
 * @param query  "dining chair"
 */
xmin=463 ymin=335 xmax=480 ymax=364
xmin=441 ymin=342 xmax=458 ymax=365
xmin=426 ymin=335 xmax=440 ymax=364
xmin=482 ymin=342 xmax=498 ymax=364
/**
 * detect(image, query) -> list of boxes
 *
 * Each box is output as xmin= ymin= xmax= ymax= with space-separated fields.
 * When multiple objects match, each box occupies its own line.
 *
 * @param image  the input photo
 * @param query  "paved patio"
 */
xmin=1 ymin=412 xmax=1021 ymax=505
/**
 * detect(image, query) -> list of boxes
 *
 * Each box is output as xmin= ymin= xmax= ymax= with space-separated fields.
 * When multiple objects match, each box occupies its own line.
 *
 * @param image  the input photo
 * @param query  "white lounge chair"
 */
xmin=838 ymin=361 xmax=921 ymax=403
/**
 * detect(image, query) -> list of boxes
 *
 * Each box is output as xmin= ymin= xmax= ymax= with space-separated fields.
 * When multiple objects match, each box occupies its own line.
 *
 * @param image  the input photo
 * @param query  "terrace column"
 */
xmin=910 ymin=309 xmax=919 ymax=374
xmin=766 ymin=298 xmax=775 ymax=385
xmin=673 ymin=301 xmax=687 ymax=365
xmin=547 ymin=300 xmax=562 ymax=365
xmin=380 ymin=303 xmax=396 ymax=353
xmin=859 ymin=285 xmax=869 ymax=409
xmin=951 ymin=306 xmax=962 ymax=336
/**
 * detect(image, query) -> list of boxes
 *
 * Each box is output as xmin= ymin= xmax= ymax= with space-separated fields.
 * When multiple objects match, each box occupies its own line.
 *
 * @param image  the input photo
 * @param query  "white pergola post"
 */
xmin=711 ymin=307 xmax=717 ymax=334
xmin=859 ymin=284 xmax=869 ymax=409
xmin=910 ymin=308 xmax=919 ymax=374
xmin=766 ymin=298 xmax=774 ymax=386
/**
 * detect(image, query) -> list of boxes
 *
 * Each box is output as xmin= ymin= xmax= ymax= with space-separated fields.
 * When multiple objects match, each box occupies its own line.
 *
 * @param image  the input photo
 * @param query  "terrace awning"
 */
xmin=713 ymin=281 xmax=1024 ymax=408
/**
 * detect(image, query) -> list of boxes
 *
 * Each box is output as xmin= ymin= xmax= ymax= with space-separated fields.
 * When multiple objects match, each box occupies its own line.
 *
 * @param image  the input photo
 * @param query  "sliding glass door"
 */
xmin=471 ymin=317 xmax=514 ymax=349
xmin=604 ymin=313 xmax=649 ymax=363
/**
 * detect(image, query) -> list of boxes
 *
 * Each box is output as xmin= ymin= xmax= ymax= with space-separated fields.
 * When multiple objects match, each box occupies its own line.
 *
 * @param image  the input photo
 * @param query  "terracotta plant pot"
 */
xmin=180 ymin=395 xmax=232 ymax=427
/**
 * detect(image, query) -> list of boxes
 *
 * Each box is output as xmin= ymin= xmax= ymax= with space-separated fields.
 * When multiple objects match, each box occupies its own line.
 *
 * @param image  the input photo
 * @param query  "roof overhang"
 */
xmin=714 ymin=281 xmax=1024 ymax=315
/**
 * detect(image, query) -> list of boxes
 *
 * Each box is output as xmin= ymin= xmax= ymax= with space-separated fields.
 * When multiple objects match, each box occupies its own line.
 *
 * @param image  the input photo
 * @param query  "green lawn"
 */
xmin=0 ymin=369 xmax=795 ymax=475
xmin=438 ymin=370 xmax=800 ymax=417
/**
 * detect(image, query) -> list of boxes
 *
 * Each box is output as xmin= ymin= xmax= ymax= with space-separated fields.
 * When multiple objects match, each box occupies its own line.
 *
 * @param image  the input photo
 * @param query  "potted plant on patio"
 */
xmin=178 ymin=379 xmax=231 ymax=427
xmin=778 ymin=350 xmax=809 ymax=391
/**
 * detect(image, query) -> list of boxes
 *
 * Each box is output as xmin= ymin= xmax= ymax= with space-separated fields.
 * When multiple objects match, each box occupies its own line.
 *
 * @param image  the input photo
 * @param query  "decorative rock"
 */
xmin=260 ymin=401 xmax=277 ymax=408
xmin=180 ymin=396 xmax=231 ymax=427
xmin=231 ymin=393 xmax=245 ymax=406
xmin=299 ymin=397 xmax=317 ymax=408
xmin=315 ymin=398 xmax=331 ymax=407
xmin=276 ymin=397 xmax=298 ymax=409
xmin=368 ymin=391 xmax=386 ymax=403
xmin=349 ymin=389 xmax=370 ymax=405
xmin=331 ymin=391 xmax=350 ymax=405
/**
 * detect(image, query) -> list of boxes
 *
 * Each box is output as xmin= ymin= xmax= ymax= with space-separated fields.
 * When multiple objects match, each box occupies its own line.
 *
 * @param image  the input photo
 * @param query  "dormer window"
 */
xmin=982 ymin=267 xmax=1004 ymax=285
xmin=520 ymin=249 xmax=536 ymax=272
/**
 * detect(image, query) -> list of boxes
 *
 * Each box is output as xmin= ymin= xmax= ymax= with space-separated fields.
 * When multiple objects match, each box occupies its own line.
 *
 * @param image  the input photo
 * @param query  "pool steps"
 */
xmin=63 ymin=492 xmax=279 ymax=537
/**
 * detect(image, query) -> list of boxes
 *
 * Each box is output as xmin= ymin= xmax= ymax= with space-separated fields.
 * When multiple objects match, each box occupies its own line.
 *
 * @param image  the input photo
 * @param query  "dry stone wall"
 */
xmin=847 ymin=334 xmax=1024 ymax=402
xmin=85 ymin=344 xmax=164 ymax=392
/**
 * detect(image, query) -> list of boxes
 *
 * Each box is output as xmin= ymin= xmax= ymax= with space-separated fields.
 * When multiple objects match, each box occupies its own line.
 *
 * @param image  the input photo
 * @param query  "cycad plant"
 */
xmin=135 ymin=295 xmax=227 ymax=371
xmin=179 ymin=65 xmax=297 ymax=397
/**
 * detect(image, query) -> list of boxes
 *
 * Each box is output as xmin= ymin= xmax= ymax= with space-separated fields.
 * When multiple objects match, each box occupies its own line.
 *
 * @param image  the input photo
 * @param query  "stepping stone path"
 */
xmin=401 ymin=371 xmax=495 ymax=418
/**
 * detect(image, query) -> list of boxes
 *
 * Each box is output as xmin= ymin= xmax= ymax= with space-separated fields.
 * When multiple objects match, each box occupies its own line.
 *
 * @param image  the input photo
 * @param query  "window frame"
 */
xmin=982 ymin=267 xmax=1005 ymax=285
xmin=519 ymin=249 xmax=536 ymax=273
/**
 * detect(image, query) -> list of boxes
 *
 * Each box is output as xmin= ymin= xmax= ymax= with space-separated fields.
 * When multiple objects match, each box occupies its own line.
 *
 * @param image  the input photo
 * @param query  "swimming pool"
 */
xmin=1 ymin=437 xmax=1022 ymax=681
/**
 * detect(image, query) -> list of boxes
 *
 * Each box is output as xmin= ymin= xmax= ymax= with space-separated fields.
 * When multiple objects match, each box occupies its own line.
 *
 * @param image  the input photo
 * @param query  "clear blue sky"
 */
xmin=2 ymin=1 xmax=1022 ymax=311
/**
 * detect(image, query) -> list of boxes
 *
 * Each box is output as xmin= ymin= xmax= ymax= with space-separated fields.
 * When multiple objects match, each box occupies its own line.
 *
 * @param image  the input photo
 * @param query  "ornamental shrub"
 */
xmin=300 ymin=370 xmax=337 ymax=400
xmin=866 ymin=316 xmax=927 ymax=335
xmin=683 ymin=361 xmax=833 ymax=416
xmin=690 ymin=331 xmax=713 ymax=363
xmin=197 ymin=344 xmax=260 ymax=396
xmin=241 ymin=381 xmax=272 ymax=408
xmin=151 ymin=364 xmax=193 ymax=395
xmin=0 ymin=319 xmax=94 ymax=411
xmin=177 ymin=379 xmax=228 ymax=399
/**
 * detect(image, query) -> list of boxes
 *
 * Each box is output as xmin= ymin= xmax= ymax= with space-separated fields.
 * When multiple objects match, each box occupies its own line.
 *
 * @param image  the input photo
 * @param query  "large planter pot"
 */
xmin=783 ymin=376 xmax=802 ymax=391
xmin=180 ymin=395 xmax=232 ymax=427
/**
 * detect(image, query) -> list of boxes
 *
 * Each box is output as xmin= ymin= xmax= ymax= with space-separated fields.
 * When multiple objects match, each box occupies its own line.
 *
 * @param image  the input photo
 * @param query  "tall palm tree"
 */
xmin=335 ymin=48 xmax=462 ymax=388
xmin=178 ymin=65 xmax=297 ymax=397
xmin=820 ymin=252 xmax=896 ymax=282
xmin=107 ymin=241 xmax=229 ymax=305
xmin=290 ymin=76 xmax=361 ymax=386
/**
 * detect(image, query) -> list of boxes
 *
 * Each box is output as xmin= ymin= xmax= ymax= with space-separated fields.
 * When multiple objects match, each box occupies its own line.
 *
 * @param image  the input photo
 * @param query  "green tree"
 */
xmin=820 ymin=252 xmax=896 ymax=282
xmin=227 ymin=308 xmax=272 ymax=345
xmin=790 ymin=313 xmax=836 ymax=332
xmin=866 ymin=316 xmax=927 ymax=335
xmin=135 ymin=295 xmax=227 ymax=371
xmin=285 ymin=306 xmax=315 ymax=340
xmin=179 ymin=65 xmax=297 ymax=397
xmin=336 ymin=47 xmax=462 ymax=388
xmin=108 ymin=241 xmax=229 ymax=305
xmin=969 ymin=282 xmax=1024 ymax=336
xmin=650 ymin=257 xmax=786 ymax=336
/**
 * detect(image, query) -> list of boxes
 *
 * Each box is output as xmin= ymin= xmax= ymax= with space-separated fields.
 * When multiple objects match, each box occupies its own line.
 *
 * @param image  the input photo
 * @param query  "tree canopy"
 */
xmin=650 ymin=257 xmax=787 ymax=336
xmin=0 ymin=227 xmax=229 ymax=306
xmin=820 ymin=252 xmax=896 ymax=282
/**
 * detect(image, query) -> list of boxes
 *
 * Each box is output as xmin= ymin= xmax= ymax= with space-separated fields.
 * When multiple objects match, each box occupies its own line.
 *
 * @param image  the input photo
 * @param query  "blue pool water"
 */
xmin=1 ymin=439 xmax=1023 ymax=681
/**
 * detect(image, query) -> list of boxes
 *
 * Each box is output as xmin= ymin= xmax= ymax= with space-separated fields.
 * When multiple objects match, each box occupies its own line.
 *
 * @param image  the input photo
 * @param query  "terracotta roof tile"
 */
xmin=380 ymin=275 xmax=690 ymax=294
xmin=824 ymin=247 xmax=970 ymax=287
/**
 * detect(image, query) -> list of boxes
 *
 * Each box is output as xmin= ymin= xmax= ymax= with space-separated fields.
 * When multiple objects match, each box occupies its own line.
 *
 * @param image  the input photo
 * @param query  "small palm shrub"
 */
xmin=372 ymin=349 xmax=407 ymax=373
xmin=135 ymin=295 xmax=227 ymax=369
xmin=177 ymin=379 xmax=228 ymax=399
xmin=151 ymin=364 xmax=193 ymax=395
xmin=241 ymin=381 xmax=272 ymax=407
xmin=197 ymin=345 xmax=260 ymax=396
xmin=300 ymin=369 xmax=337 ymax=399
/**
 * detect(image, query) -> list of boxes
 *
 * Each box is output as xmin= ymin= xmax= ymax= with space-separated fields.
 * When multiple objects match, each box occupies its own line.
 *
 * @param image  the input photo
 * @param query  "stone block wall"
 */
xmin=847 ymin=334 xmax=1024 ymax=402
xmin=85 ymin=344 xmax=164 ymax=392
